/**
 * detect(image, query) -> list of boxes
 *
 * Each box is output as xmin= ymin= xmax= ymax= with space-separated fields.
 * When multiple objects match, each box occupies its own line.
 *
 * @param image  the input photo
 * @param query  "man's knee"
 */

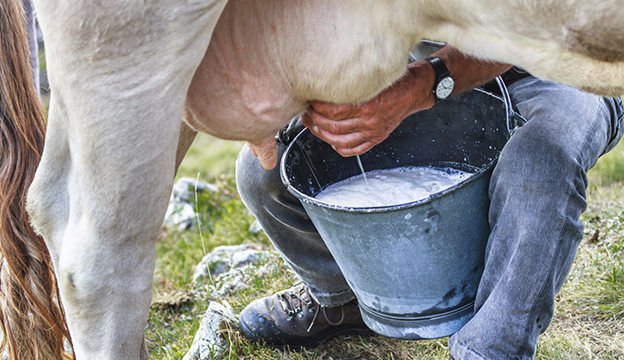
xmin=494 ymin=124 xmax=582 ymax=187
xmin=509 ymin=79 xmax=612 ymax=170
xmin=235 ymin=145 xmax=283 ymax=211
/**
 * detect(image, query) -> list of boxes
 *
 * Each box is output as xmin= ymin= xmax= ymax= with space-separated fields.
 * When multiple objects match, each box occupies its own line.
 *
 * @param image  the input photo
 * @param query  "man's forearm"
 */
xmin=434 ymin=46 xmax=511 ymax=95
xmin=402 ymin=46 xmax=512 ymax=115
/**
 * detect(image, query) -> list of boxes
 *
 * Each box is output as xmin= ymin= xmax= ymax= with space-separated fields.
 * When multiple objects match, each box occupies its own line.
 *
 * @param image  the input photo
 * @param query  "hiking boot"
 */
xmin=239 ymin=283 xmax=373 ymax=347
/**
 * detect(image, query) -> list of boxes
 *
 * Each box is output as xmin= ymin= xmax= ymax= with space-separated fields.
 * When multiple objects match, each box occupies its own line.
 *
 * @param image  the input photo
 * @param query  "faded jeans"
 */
xmin=235 ymin=77 xmax=624 ymax=359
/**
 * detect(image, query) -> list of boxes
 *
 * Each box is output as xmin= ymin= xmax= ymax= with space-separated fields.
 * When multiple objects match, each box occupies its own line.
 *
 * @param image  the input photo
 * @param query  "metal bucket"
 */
xmin=280 ymin=82 xmax=517 ymax=339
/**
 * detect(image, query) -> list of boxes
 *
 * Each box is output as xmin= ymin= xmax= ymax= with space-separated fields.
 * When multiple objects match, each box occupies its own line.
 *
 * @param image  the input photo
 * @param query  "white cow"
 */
xmin=0 ymin=0 xmax=622 ymax=359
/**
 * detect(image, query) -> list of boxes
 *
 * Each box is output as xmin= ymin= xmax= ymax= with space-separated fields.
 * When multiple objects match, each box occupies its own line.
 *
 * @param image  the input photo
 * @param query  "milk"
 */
xmin=315 ymin=166 xmax=472 ymax=207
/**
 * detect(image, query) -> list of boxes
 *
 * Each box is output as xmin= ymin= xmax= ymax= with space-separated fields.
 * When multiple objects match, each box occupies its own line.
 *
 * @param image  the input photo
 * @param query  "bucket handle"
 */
xmin=412 ymin=40 xmax=524 ymax=136
xmin=494 ymin=76 xmax=526 ymax=135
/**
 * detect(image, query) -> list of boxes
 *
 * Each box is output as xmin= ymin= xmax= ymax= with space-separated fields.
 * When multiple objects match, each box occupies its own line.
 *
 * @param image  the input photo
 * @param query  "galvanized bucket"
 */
xmin=280 ymin=81 xmax=519 ymax=339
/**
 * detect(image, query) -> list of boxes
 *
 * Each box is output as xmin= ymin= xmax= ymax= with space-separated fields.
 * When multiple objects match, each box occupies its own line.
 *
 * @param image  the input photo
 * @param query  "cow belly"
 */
xmin=184 ymin=60 xmax=300 ymax=142
xmin=184 ymin=0 xmax=419 ymax=142
xmin=184 ymin=0 xmax=305 ymax=142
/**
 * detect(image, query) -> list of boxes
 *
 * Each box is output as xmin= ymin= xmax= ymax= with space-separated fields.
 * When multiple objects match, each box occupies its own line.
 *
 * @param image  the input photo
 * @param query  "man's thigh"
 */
xmin=506 ymin=77 xmax=621 ymax=171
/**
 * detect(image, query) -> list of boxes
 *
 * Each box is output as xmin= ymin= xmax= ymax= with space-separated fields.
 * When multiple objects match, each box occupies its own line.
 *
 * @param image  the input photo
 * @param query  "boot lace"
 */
xmin=276 ymin=284 xmax=345 ymax=333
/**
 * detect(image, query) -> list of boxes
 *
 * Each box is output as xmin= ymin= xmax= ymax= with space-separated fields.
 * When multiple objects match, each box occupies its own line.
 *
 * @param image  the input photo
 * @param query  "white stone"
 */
xmin=163 ymin=178 xmax=219 ymax=231
xmin=193 ymin=244 xmax=263 ymax=283
xmin=182 ymin=301 xmax=238 ymax=360
xmin=231 ymin=249 xmax=268 ymax=268
xmin=173 ymin=177 xmax=219 ymax=203
xmin=248 ymin=220 xmax=263 ymax=234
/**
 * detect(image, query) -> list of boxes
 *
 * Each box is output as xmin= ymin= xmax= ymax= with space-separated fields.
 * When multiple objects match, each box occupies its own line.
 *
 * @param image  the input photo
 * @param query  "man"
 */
xmin=235 ymin=45 xmax=624 ymax=359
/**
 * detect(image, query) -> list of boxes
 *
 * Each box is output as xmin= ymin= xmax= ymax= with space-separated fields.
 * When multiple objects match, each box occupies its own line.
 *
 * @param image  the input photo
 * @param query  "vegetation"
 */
xmin=146 ymin=134 xmax=624 ymax=359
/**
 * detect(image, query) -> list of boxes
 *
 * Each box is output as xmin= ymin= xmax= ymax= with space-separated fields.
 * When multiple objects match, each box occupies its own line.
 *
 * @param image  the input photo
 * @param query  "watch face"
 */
xmin=436 ymin=76 xmax=455 ymax=99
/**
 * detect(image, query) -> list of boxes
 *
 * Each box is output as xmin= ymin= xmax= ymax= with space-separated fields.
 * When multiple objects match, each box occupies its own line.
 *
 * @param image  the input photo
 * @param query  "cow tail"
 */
xmin=0 ymin=0 xmax=72 ymax=359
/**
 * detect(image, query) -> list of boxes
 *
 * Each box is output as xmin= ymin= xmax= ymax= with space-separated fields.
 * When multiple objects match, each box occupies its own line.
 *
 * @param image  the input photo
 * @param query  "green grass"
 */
xmin=146 ymin=136 xmax=624 ymax=359
xmin=589 ymin=141 xmax=624 ymax=186
xmin=175 ymin=135 xmax=244 ymax=180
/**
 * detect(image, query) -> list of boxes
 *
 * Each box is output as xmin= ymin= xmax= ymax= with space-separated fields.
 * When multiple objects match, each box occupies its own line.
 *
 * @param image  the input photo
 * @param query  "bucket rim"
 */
xmin=280 ymin=147 xmax=494 ymax=213
xmin=279 ymin=89 xmax=506 ymax=214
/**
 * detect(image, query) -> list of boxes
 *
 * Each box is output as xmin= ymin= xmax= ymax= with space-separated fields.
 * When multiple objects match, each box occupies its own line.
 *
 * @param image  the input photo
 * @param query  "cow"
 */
xmin=0 ymin=0 xmax=622 ymax=358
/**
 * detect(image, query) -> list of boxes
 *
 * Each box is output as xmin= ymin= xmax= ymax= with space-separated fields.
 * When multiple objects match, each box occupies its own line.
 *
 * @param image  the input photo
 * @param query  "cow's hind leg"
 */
xmin=28 ymin=0 xmax=227 ymax=358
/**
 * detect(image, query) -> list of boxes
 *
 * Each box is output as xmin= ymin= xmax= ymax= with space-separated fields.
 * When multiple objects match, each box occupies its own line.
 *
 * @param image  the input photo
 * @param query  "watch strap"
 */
xmin=425 ymin=56 xmax=452 ymax=102
xmin=425 ymin=56 xmax=451 ymax=82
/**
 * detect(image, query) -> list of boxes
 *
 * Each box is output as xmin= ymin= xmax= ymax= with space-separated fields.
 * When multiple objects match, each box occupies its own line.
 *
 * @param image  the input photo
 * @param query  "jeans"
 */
xmin=235 ymin=77 xmax=624 ymax=359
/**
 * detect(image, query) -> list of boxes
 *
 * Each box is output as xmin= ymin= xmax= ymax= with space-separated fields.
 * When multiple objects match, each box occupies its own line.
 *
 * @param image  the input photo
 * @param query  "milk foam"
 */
xmin=315 ymin=166 xmax=472 ymax=207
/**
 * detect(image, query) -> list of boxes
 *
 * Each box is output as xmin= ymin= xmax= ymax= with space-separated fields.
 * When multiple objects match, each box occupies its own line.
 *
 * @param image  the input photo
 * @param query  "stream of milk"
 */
xmin=356 ymin=155 xmax=368 ymax=184
xmin=315 ymin=165 xmax=472 ymax=207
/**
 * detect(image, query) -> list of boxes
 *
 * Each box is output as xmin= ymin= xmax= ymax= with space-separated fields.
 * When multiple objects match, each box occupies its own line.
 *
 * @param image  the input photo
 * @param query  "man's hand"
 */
xmin=302 ymin=61 xmax=436 ymax=157
xmin=301 ymin=47 xmax=511 ymax=158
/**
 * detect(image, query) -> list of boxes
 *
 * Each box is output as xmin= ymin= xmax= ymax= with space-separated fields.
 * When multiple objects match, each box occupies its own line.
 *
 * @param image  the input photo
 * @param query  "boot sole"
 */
xmin=239 ymin=318 xmax=375 ymax=349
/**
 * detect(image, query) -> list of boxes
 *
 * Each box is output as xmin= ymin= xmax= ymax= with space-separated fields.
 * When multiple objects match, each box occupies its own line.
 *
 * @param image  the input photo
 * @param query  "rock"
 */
xmin=164 ymin=202 xmax=197 ymax=231
xmin=231 ymin=249 xmax=268 ymax=268
xmin=248 ymin=220 xmax=263 ymax=234
xmin=173 ymin=177 xmax=219 ymax=203
xmin=164 ymin=177 xmax=219 ymax=231
xmin=182 ymin=302 xmax=237 ymax=360
xmin=212 ymin=261 xmax=280 ymax=297
xmin=211 ymin=269 xmax=250 ymax=296
xmin=193 ymin=245 xmax=279 ymax=297
xmin=193 ymin=245 xmax=267 ymax=283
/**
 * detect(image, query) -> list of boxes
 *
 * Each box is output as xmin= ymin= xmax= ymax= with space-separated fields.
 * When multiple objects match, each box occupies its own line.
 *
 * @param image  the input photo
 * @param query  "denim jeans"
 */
xmin=235 ymin=77 xmax=624 ymax=359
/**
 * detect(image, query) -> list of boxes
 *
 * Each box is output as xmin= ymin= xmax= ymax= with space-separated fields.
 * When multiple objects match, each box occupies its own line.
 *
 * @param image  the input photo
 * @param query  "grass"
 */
xmin=145 ymin=134 xmax=624 ymax=359
xmin=175 ymin=136 xmax=244 ymax=180
xmin=589 ymin=142 xmax=624 ymax=186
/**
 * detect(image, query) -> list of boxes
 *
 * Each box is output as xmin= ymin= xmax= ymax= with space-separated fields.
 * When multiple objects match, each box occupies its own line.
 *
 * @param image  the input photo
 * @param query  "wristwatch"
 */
xmin=425 ymin=56 xmax=455 ymax=102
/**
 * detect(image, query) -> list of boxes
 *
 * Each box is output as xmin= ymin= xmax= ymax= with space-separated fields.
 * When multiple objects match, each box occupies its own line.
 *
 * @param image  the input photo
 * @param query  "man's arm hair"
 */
xmin=401 ymin=46 xmax=512 ymax=115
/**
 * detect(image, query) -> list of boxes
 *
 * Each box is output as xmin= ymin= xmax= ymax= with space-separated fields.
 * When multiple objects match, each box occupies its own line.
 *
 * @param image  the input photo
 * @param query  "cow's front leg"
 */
xmin=28 ymin=101 xmax=172 ymax=359
xmin=28 ymin=0 xmax=227 ymax=358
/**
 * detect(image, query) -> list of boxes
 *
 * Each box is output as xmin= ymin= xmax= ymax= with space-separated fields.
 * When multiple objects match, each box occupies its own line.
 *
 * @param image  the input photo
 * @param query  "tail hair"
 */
xmin=0 ymin=0 xmax=72 ymax=358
